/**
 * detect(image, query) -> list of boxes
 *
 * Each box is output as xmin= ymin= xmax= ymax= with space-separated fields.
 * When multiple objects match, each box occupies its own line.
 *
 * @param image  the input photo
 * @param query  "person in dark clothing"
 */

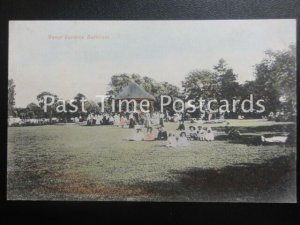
xmin=129 ymin=117 xmax=135 ymax=128
xmin=159 ymin=112 xmax=164 ymax=127
xmin=227 ymin=127 xmax=241 ymax=139
xmin=92 ymin=113 xmax=96 ymax=125
xmin=134 ymin=113 xmax=139 ymax=124
xmin=176 ymin=121 xmax=185 ymax=131
xmin=102 ymin=115 xmax=107 ymax=125
xmin=127 ymin=113 xmax=135 ymax=128
xmin=156 ymin=127 xmax=168 ymax=140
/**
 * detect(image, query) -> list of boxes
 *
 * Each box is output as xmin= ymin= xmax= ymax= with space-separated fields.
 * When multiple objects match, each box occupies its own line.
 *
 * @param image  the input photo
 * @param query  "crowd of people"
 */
xmin=126 ymin=120 xmax=216 ymax=148
xmin=82 ymin=111 xmax=166 ymax=127
xmin=8 ymin=116 xmax=59 ymax=126
xmin=9 ymin=109 xmax=291 ymax=146
xmin=81 ymin=111 xmax=217 ymax=148
xmin=82 ymin=111 xmax=228 ymax=127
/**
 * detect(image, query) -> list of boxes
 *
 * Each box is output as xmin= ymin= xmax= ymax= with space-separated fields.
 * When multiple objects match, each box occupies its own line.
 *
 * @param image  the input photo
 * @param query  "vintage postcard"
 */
xmin=7 ymin=20 xmax=296 ymax=202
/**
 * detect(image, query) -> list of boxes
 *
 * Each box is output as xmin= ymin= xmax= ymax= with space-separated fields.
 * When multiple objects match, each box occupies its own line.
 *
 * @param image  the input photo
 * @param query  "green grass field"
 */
xmin=7 ymin=119 xmax=296 ymax=202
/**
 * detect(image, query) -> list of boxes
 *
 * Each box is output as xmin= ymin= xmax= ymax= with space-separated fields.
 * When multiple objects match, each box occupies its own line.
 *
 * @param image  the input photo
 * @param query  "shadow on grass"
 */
xmin=215 ymin=123 xmax=296 ymax=146
xmin=215 ymin=134 xmax=296 ymax=146
xmin=125 ymin=153 xmax=296 ymax=202
xmin=214 ymin=123 xmax=295 ymax=133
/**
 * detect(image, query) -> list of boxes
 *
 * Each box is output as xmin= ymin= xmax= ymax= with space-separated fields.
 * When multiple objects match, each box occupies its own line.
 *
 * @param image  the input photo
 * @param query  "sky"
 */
xmin=9 ymin=20 xmax=296 ymax=107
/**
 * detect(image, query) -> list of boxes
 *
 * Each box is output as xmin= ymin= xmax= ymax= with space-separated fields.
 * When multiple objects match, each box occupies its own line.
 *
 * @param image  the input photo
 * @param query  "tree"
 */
xmin=26 ymin=102 xmax=43 ymax=118
xmin=182 ymin=70 xmax=220 ymax=100
xmin=107 ymin=73 xmax=181 ymax=112
xmin=213 ymin=59 xmax=241 ymax=118
xmin=213 ymin=58 xmax=227 ymax=76
xmin=72 ymin=93 xmax=88 ymax=117
xmin=250 ymin=44 xmax=296 ymax=114
xmin=56 ymin=100 xmax=75 ymax=122
xmin=181 ymin=70 xmax=220 ymax=118
xmin=154 ymin=82 xmax=181 ymax=112
xmin=85 ymin=100 xmax=101 ymax=113
xmin=37 ymin=91 xmax=58 ymax=121
xmin=70 ymin=93 xmax=101 ymax=117
xmin=8 ymin=79 xmax=16 ymax=116
xmin=14 ymin=107 xmax=27 ymax=119
xmin=214 ymin=59 xmax=240 ymax=100
xmin=107 ymin=74 xmax=133 ymax=96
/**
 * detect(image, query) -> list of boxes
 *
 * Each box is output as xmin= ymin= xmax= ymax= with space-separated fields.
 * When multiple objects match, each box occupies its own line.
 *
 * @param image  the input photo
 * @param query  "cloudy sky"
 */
xmin=9 ymin=20 xmax=296 ymax=107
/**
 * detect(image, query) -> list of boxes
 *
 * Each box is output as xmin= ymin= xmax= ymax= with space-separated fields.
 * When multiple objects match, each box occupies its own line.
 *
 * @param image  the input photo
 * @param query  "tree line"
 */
xmin=8 ymin=44 xmax=296 ymax=121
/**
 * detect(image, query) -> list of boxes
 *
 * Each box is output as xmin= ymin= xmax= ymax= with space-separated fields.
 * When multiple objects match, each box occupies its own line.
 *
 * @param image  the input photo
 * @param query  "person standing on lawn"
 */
xmin=159 ymin=112 xmax=164 ymax=127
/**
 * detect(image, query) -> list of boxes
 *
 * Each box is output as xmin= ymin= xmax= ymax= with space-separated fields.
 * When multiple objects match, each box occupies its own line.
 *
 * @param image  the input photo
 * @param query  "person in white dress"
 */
xmin=114 ymin=114 xmax=120 ymax=126
xmin=205 ymin=127 xmax=215 ymax=141
xmin=261 ymin=135 xmax=287 ymax=143
xmin=208 ymin=113 xmax=212 ymax=121
xmin=197 ymin=126 xmax=206 ymax=141
xmin=95 ymin=114 xmax=101 ymax=125
xmin=166 ymin=133 xmax=177 ymax=148
xmin=178 ymin=132 xmax=189 ymax=147
xmin=128 ymin=128 xmax=144 ymax=141
xmin=120 ymin=115 xmax=127 ymax=128
xmin=109 ymin=115 xmax=114 ymax=125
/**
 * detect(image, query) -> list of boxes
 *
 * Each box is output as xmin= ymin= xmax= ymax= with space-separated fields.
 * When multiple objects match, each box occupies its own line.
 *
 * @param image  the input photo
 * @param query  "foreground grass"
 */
xmin=7 ymin=120 xmax=296 ymax=202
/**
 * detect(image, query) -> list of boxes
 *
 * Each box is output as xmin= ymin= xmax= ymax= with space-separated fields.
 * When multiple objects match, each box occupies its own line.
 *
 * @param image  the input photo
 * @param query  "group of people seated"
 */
xmin=127 ymin=126 xmax=165 ymax=142
xmin=85 ymin=113 xmax=115 ymax=126
xmin=127 ymin=126 xmax=191 ymax=148
xmin=165 ymin=132 xmax=190 ymax=148
xmin=127 ymin=121 xmax=216 ymax=149
xmin=176 ymin=122 xmax=215 ymax=141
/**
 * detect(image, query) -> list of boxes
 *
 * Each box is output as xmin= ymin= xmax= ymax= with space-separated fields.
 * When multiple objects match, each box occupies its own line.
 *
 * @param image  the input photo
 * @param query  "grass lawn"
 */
xmin=7 ymin=119 xmax=296 ymax=202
